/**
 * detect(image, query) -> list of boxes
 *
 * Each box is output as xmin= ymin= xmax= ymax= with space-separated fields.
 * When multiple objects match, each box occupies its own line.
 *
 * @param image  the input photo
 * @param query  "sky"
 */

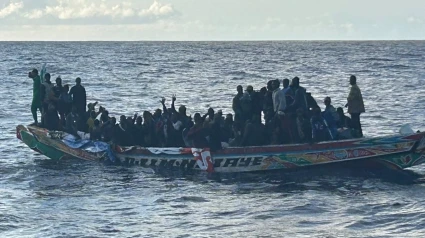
xmin=0 ymin=0 xmax=424 ymax=41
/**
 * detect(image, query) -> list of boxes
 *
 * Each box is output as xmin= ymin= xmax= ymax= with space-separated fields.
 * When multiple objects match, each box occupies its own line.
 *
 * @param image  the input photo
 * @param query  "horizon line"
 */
xmin=0 ymin=39 xmax=424 ymax=42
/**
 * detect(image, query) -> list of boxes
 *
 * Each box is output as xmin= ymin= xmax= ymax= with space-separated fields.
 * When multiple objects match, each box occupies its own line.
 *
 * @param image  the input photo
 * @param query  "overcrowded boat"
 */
xmin=18 ymin=67 xmax=425 ymax=173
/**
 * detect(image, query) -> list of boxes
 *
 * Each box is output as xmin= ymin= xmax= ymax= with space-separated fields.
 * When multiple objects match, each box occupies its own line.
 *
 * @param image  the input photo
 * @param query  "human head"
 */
xmin=44 ymin=73 xmax=51 ymax=82
xmin=208 ymin=107 xmax=214 ymax=117
xmin=350 ymin=75 xmax=356 ymax=85
xmin=127 ymin=117 xmax=133 ymax=124
xmin=179 ymin=105 xmax=187 ymax=115
xmin=32 ymin=69 xmax=38 ymax=76
xmin=260 ymin=87 xmax=267 ymax=95
xmin=90 ymin=110 xmax=96 ymax=118
xmin=225 ymin=113 xmax=233 ymax=123
xmin=194 ymin=113 xmax=202 ymax=124
xmin=272 ymin=79 xmax=280 ymax=90
xmin=143 ymin=111 xmax=152 ymax=121
xmin=120 ymin=115 xmax=126 ymax=124
xmin=110 ymin=117 xmax=117 ymax=125
xmin=64 ymin=84 xmax=70 ymax=92
xmin=336 ymin=107 xmax=344 ymax=115
xmin=324 ymin=97 xmax=331 ymax=106
xmin=136 ymin=116 xmax=143 ymax=125
xmin=87 ymin=103 xmax=95 ymax=111
xmin=237 ymin=85 xmax=243 ymax=94
xmin=292 ymin=77 xmax=300 ymax=87
xmin=246 ymin=85 xmax=254 ymax=94
xmin=56 ymin=77 xmax=62 ymax=86
xmin=217 ymin=110 xmax=223 ymax=118
xmin=283 ymin=78 xmax=290 ymax=88
xmin=267 ymin=80 xmax=273 ymax=91
xmin=94 ymin=119 xmax=100 ymax=127
xmin=76 ymin=77 xmax=81 ymax=85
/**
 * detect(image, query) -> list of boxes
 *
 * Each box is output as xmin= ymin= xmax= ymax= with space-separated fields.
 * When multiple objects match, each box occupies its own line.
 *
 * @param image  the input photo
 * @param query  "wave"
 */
xmin=363 ymin=57 xmax=395 ymax=62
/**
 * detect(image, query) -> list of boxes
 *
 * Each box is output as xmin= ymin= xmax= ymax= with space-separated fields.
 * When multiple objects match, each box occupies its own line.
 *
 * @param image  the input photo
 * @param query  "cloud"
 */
xmin=0 ymin=1 xmax=23 ymax=18
xmin=42 ymin=0 xmax=138 ymax=19
xmin=23 ymin=9 xmax=43 ymax=19
xmin=139 ymin=0 xmax=173 ymax=17
xmin=0 ymin=0 xmax=177 ymax=24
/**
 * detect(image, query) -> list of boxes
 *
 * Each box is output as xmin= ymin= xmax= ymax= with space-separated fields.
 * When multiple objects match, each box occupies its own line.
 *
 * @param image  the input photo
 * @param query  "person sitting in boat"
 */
xmin=241 ymin=115 xmax=266 ymax=146
xmin=101 ymin=116 xmax=116 ymax=142
xmin=86 ymin=111 xmax=97 ymax=133
xmin=206 ymin=113 xmax=223 ymax=151
xmin=164 ymin=111 xmax=185 ymax=147
xmin=203 ymin=107 xmax=215 ymax=124
xmin=229 ymin=122 xmax=243 ymax=147
xmin=295 ymin=108 xmax=312 ymax=143
xmin=113 ymin=115 xmax=134 ymax=146
xmin=336 ymin=107 xmax=353 ymax=139
xmin=345 ymin=75 xmax=365 ymax=138
xmin=90 ymin=119 xmax=102 ymax=141
xmin=232 ymin=85 xmax=244 ymax=123
xmin=142 ymin=111 xmax=157 ymax=147
xmin=133 ymin=116 xmax=145 ymax=146
xmin=311 ymin=108 xmax=332 ymax=143
xmin=322 ymin=97 xmax=339 ymax=139
xmin=65 ymin=106 xmax=80 ymax=139
xmin=187 ymin=113 xmax=209 ymax=148
xmin=221 ymin=113 xmax=234 ymax=143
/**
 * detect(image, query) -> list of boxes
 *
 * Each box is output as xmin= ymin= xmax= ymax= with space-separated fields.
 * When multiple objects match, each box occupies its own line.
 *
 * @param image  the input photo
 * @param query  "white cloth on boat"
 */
xmin=61 ymin=133 xmax=116 ymax=162
xmin=146 ymin=147 xmax=183 ymax=155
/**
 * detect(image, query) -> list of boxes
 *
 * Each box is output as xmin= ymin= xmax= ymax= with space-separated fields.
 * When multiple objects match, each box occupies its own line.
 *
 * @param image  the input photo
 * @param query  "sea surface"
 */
xmin=1 ymin=41 xmax=425 ymax=238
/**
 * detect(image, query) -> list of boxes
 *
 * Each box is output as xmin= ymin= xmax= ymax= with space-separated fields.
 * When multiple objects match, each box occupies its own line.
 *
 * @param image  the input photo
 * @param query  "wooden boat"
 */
xmin=16 ymin=125 xmax=425 ymax=173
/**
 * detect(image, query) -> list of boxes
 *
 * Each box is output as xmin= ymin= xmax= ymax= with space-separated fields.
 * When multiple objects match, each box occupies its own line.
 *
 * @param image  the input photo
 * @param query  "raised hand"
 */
xmin=172 ymin=94 xmax=176 ymax=102
xmin=161 ymin=97 xmax=166 ymax=104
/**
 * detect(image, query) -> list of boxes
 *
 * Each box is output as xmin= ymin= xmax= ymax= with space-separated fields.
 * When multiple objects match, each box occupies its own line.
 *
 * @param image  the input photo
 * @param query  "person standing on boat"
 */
xmin=70 ymin=77 xmax=87 ymax=119
xmin=263 ymin=80 xmax=275 ymax=124
xmin=345 ymin=75 xmax=365 ymax=137
xmin=40 ymin=73 xmax=54 ymax=127
xmin=288 ymin=77 xmax=308 ymax=112
xmin=232 ymin=85 xmax=244 ymax=123
xmin=29 ymin=69 xmax=43 ymax=125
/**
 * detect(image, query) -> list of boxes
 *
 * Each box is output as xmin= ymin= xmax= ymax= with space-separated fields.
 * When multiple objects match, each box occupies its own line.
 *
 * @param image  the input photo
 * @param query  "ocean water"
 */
xmin=1 ymin=41 xmax=425 ymax=237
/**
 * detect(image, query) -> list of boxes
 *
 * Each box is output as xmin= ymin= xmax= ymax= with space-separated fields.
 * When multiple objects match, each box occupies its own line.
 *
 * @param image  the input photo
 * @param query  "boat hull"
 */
xmin=16 ymin=125 xmax=425 ymax=173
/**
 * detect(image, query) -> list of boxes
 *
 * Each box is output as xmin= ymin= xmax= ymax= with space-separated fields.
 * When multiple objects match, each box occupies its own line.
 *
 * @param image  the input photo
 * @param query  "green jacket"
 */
xmin=32 ymin=75 xmax=42 ymax=106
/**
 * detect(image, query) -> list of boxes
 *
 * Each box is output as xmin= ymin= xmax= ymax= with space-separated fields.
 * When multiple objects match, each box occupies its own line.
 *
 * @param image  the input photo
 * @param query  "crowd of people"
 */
xmin=28 ymin=68 xmax=365 ymax=149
